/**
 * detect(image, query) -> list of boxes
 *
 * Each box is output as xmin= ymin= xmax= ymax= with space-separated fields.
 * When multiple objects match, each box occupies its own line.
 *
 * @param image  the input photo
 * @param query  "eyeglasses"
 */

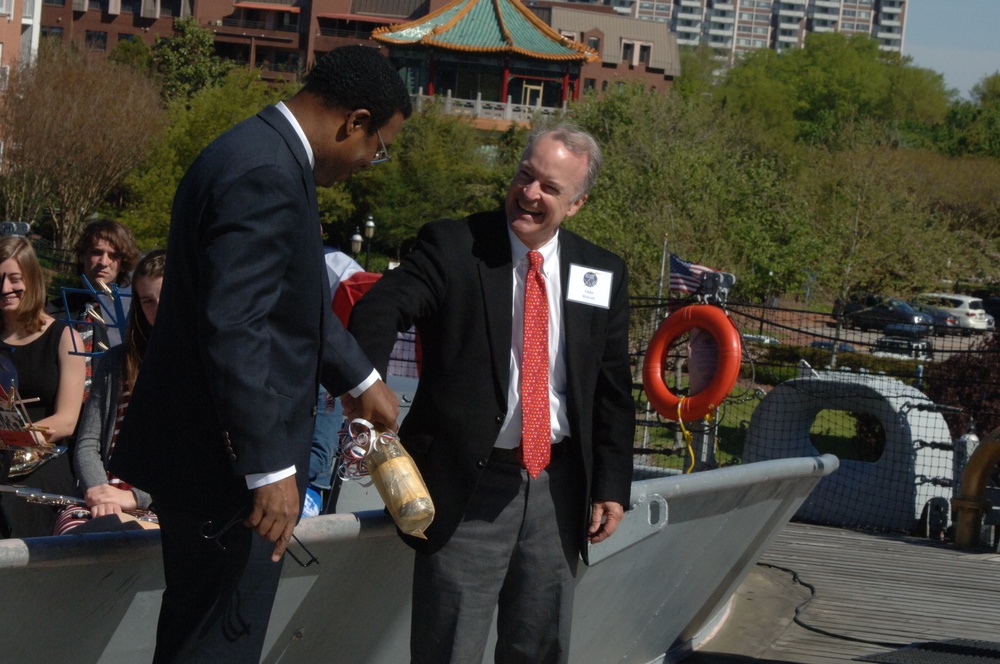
xmin=371 ymin=130 xmax=390 ymax=165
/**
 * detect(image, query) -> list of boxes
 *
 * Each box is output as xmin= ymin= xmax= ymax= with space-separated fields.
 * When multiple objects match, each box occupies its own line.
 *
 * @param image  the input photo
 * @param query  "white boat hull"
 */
xmin=0 ymin=454 xmax=837 ymax=663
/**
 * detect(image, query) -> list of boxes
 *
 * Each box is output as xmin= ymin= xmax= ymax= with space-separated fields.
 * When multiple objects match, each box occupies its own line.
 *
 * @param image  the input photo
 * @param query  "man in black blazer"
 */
xmin=111 ymin=46 xmax=409 ymax=663
xmin=349 ymin=125 xmax=635 ymax=663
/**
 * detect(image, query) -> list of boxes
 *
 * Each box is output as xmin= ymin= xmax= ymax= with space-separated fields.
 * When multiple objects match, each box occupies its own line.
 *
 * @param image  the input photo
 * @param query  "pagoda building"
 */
xmin=371 ymin=0 xmax=597 ymax=108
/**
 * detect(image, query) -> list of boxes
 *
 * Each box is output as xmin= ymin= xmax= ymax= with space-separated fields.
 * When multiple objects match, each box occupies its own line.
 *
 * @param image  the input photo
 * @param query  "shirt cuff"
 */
xmin=245 ymin=465 xmax=297 ymax=490
xmin=348 ymin=369 xmax=381 ymax=397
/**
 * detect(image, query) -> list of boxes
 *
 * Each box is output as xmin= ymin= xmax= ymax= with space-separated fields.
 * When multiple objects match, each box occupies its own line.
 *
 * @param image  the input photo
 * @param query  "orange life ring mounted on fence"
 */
xmin=642 ymin=304 xmax=743 ymax=422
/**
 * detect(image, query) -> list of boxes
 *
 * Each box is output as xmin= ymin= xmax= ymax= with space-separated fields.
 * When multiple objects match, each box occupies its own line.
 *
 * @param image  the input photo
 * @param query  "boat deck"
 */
xmin=686 ymin=521 xmax=1000 ymax=663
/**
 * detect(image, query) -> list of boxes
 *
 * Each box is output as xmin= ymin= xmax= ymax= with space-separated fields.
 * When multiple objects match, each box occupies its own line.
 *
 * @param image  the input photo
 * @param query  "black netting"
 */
xmin=629 ymin=297 xmax=1000 ymax=539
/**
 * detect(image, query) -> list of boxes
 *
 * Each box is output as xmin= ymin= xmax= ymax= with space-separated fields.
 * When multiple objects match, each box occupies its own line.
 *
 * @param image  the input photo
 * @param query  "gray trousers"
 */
xmin=411 ymin=450 xmax=583 ymax=664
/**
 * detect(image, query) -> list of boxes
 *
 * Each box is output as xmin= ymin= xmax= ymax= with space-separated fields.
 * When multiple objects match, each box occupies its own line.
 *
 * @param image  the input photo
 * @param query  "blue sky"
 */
xmin=904 ymin=0 xmax=1000 ymax=100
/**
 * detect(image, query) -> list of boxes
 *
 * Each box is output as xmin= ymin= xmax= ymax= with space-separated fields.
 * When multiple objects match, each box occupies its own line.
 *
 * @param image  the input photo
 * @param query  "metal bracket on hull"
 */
xmin=587 ymin=490 xmax=669 ymax=565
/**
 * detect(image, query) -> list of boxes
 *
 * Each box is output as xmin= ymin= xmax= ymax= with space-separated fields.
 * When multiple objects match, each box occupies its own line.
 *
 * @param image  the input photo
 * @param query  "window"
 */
xmin=639 ymin=44 xmax=651 ymax=64
xmin=42 ymin=25 xmax=64 ymax=36
xmin=752 ymin=39 xmax=767 ymax=47
xmin=584 ymin=78 xmax=596 ymax=91
xmin=737 ymin=24 xmax=752 ymax=33
xmin=736 ymin=38 xmax=751 ymax=46
xmin=587 ymin=36 xmax=600 ymax=51
xmin=753 ymin=26 xmax=768 ymax=34
xmin=86 ymin=30 xmax=108 ymax=50
xmin=43 ymin=0 xmax=65 ymax=5
xmin=601 ymin=80 xmax=608 ymax=91
xmin=621 ymin=41 xmax=634 ymax=64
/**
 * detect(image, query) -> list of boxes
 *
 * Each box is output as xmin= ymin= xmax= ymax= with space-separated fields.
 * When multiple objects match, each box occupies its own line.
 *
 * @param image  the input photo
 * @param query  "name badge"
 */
xmin=566 ymin=264 xmax=612 ymax=309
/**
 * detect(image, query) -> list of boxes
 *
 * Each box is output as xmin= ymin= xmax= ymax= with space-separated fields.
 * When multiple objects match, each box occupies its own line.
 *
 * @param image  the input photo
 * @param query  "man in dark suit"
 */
xmin=349 ymin=125 xmax=635 ymax=663
xmin=110 ymin=46 xmax=409 ymax=663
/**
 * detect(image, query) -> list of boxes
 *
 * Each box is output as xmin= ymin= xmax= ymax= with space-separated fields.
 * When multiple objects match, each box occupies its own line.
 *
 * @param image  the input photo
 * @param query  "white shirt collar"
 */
xmin=275 ymin=101 xmax=314 ymax=169
xmin=507 ymin=226 xmax=559 ymax=278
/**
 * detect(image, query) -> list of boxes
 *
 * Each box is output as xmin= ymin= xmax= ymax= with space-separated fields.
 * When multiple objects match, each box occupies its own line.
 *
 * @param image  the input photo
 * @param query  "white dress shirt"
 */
xmin=494 ymin=228 xmax=571 ymax=450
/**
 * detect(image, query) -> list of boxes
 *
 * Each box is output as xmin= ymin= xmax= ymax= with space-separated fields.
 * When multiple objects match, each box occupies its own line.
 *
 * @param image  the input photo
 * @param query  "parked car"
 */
xmin=987 ymin=313 xmax=996 ymax=334
xmin=914 ymin=293 xmax=989 ymax=335
xmin=809 ymin=340 xmax=857 ymax=353
xmin=844 ymin=298 xmax=932 ymax=332
xmin=907 ymin=302 xmax=959 ymax=336
xmin=982 ymin=297 xmax=1000 ymax=322
xmin=870 ymin=336 xmax=934 ymax=361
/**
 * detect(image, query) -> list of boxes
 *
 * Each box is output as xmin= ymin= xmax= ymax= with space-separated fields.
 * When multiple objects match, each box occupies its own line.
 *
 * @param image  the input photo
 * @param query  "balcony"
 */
xmin=676 ymin=35 xmax=700 ymax=46
xmin=708 ymin=25 xmax=733 ymax=36
xmin=676 ymin=8 xmax=702 ymax=20
xmin=711 ymin=1 xmax=734 ymax=9
xmin=678 ymin=0 xmax=701 ymax=7
xmin=814 ymin=0 xmax=839 ymax=6
xmin=881 ymin=3 xmax=903 ymax=13
xmin=711 ymin=11 xmax=734 ymax=22
xmin=880 ymin=17 xmax=900 ymax=27
xmin=778 ymin=8 xmax=804 ymax=19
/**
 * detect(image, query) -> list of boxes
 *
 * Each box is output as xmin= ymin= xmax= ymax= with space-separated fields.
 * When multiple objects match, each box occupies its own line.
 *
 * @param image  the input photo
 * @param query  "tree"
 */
xmin=716 ymin=33 xmax=950 ymax=148
xmin=803 ymin=121 xmax=948 ymax=303
xmin=152 ymin=17 xmax=232 ymax=102
xmin=119 ymin=68 xmax=293 ymax=246
xmin=339 ymin=102 xmax=515 ymax=259
xmin=0 ymin=39 xmax=163 ymax=249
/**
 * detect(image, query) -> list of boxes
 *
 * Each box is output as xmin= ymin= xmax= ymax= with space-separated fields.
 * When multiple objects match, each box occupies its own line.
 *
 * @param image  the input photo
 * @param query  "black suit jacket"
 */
xmin=111 ymin=106 xmax=375 ymax=517
xmin=348 ymin=211 xmax=635 ymax=559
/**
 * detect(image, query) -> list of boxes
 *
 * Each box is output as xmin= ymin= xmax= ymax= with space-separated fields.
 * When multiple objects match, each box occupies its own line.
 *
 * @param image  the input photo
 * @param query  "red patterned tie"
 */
xmin=520 ymin=250 xmax=550 ymax=478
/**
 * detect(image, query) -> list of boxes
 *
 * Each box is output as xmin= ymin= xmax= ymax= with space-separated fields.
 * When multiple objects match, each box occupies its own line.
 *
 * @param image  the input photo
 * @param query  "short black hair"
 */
xmin=304 ymin=45 xmax=413 ymax=135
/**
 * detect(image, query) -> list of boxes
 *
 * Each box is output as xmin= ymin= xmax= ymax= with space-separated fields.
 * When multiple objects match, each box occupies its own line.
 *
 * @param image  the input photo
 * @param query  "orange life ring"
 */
xmin=642 ymin=304 xmax=743 ymax=422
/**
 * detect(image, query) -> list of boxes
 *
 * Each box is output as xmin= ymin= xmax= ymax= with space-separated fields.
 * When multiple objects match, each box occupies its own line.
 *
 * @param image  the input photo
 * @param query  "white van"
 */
xmin=914 ymin=293 xmax=989 ymax=335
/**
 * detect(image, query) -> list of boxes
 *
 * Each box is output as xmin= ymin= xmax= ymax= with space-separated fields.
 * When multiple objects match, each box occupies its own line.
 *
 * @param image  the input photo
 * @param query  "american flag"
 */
xmin=668 ymin=254 xmax=716 ymax=293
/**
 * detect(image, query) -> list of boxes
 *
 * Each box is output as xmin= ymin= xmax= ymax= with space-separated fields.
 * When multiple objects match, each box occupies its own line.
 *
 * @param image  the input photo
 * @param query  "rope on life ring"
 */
xmin=642 ymin=304 xmax=743 ymax=422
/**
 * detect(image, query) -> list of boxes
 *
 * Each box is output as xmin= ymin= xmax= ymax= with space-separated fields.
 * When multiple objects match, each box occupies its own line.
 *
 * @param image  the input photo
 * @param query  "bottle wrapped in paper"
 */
xmin=349 ymin=419 xmax=435 ymax=539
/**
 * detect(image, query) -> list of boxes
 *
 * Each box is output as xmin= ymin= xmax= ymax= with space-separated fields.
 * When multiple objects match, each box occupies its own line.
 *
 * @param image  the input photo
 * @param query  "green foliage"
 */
xmin=674 ymin=44 xmax=718 ymax=99
xmin=338 ymin=102 xmax=517 ymax=257
xmin=152 ymin=17 xmax=233 ymax=102
xmin=119 ymin=69 xmax=292 ymax=247
xmin=109 ymin=36 xmax=154 ymax=74
xmin=717 ymin=33 xmax=950 ymax=147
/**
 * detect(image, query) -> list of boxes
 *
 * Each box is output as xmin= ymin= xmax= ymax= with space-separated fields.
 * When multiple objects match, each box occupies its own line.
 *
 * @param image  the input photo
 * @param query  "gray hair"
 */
xmin=521 ymin=124 xmax=603 ymax=201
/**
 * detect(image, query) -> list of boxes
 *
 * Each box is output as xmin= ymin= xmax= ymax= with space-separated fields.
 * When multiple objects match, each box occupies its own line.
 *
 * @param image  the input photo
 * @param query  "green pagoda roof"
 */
xmin=372 ymin=0 xmax=597 ymax=62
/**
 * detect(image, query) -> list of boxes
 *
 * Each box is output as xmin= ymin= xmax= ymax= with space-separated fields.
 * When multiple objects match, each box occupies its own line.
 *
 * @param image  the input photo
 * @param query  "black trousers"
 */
xmin=152 ymin=501 xmax=285 ymax=664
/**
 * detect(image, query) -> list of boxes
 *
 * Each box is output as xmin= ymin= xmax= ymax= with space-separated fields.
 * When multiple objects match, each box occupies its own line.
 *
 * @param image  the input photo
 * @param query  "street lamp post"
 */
xmin=351 ymin=227 xmax=363 ymax=259
xmin=363 ymin=214 xmax=375 ymax=271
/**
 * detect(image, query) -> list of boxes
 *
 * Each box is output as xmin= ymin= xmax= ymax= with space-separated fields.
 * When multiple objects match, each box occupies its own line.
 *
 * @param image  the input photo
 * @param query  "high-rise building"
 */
xmin=627 ymin=0 xmax=906 ymax=64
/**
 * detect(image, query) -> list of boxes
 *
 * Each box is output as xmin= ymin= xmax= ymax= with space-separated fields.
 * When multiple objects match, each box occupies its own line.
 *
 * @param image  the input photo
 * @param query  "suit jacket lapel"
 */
xmin=478 ymin=214 xmax=514 ymax=402
xmin=560 ymin=232 xmax=593 ymax=413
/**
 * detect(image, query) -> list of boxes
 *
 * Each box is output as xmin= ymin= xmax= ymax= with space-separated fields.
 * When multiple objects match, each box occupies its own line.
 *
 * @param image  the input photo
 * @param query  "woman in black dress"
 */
xmin=0 ymin=237 xmax=86 ymax=537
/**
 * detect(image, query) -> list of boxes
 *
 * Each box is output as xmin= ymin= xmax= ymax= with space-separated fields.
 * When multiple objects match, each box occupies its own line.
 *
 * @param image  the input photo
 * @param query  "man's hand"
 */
xmin=244 ymin=475 xmax=300 ymax=562
xmin=588 ymin=500 xmax=625 ymax=544
xmin=342 ymin=379 xmax=399 ymax=432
